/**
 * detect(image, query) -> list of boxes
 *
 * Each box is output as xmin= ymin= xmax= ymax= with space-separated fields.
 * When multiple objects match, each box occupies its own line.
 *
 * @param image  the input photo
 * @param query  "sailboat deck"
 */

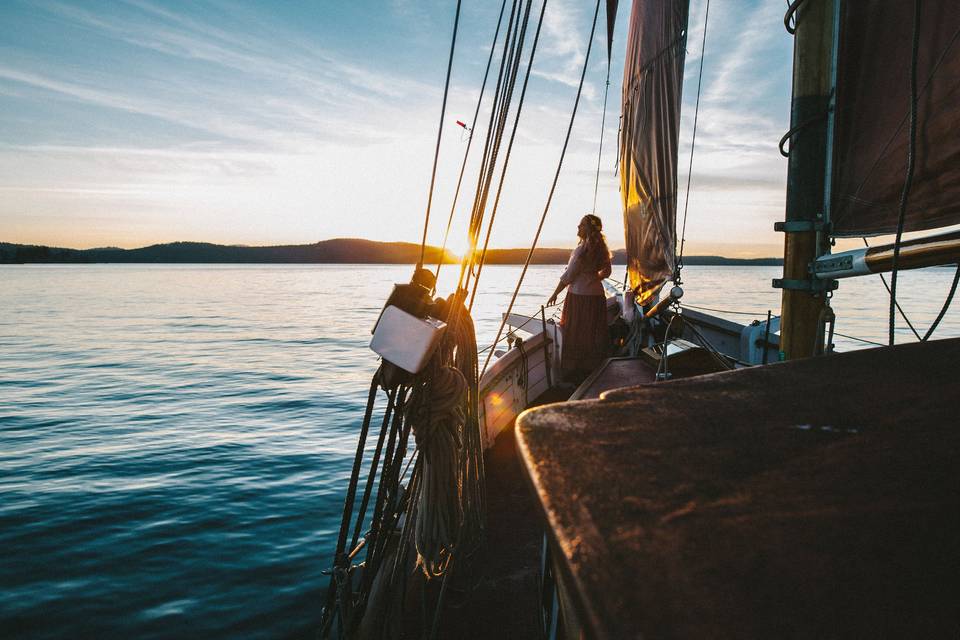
xmin=432 ymin=386 xmax=571 ymax=639
xmin=517 ymin=338 xmax=960 ymax=638
xmin=570 ymin=356 xmax=658 ymax=400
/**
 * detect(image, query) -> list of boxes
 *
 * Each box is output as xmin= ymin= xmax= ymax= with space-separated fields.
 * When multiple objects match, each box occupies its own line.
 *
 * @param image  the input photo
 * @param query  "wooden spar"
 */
xmin=813 ymin=229 xmax=960 ymax=279
xmin=644 ymin=285 xmax=683 ymax=320
xmin=778 ymin=0 xmax=838 ymax=360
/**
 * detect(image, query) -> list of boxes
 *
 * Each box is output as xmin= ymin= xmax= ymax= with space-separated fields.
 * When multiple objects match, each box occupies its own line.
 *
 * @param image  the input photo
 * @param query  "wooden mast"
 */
xmin=778 ymin=0 xmax=838 ymax=359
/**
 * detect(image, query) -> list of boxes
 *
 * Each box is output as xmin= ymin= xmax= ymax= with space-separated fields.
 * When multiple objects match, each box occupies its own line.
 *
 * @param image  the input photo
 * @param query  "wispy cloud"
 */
xmin=0 ymin=0 xmax=796 ymax=251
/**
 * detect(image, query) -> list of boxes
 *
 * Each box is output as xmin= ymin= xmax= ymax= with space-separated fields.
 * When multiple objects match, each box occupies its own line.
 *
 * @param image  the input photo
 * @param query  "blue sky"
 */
xmin=0 ymin=0 xmax=794 ymax=255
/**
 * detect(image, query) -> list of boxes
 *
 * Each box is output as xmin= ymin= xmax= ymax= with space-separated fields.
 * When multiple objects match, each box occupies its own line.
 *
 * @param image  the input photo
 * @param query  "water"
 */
xmin=1 ymin=264 xmax=957 ymax=638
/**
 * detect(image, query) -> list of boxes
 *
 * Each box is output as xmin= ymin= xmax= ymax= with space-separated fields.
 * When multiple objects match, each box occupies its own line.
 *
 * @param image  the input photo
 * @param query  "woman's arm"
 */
xmin=547 ymin=245 xmax=582 ymax=306
xmin=546 ymin=279 xmax=566 ymax=307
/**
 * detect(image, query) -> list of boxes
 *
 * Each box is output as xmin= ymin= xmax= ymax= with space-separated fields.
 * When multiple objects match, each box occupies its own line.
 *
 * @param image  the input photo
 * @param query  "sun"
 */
xmin=443 ymin=234 xmax=473 ymax=263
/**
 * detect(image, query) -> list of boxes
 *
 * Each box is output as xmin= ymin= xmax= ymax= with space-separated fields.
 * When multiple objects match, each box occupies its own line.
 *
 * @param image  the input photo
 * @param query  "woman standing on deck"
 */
xmin=547 ymin=214 xmax=612 ymax=383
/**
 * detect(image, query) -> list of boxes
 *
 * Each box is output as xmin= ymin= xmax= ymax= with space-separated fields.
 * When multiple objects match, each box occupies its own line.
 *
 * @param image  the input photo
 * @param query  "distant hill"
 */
xmin=0 ymin=239 xmax=453 ymax=264
xmin=0 ymin=239 xmax=782 ymax=266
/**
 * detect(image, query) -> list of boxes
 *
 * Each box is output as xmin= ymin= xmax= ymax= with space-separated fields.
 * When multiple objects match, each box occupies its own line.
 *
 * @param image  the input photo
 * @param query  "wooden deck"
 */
xmin=517 ymin=338 xmax=960 ymax=638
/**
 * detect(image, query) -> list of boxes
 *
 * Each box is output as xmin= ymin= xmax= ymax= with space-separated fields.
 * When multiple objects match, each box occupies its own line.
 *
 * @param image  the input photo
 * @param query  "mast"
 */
xmin=777 ymin=0 xmax=840 ymax=360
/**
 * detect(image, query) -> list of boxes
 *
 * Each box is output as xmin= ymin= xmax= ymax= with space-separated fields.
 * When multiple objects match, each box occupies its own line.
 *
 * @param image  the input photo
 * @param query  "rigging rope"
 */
xmin=457 ymin=0 xmax=523 ymax=294
xmin=783 ymin=0 xmax=808 ymax=35
xmin=863 ymin=238 xmax=922 ymax=341
xmin=435 ymin=0 xmax=509 ymax=285
xmin=322 ymin=5 xmax=503 ymax=636
xmin=887 ymin=0 xmax=921 ymax=346
xmin=684 ymin=317 xmax=736 ymax=370
xmin=463 ymin=0 xmax=532 ymax=278
xmin=469 ymin=0 xmax=548 ymax=310
xmin=320 ymin=294 xmax=482 ymax=638
xmin=675 ymin=0 xmax=711 ymax=283
xmin=922 ymin=264 xmax=960 ymax=341
xmin=683 ymin=303 xmax=770 ymax=317
xmin=833 ymin=331 xmax=884 ymax=347
xmin=481 ymin=0 xmax=603 ymax=378
xmin=592 ymin=68 xmax=611 ymax=214
xmin=406 ymin=365 xmax=467 ymax=577
xmin=418 ymin=0 xmax=463 ymax=270
xmin=464 ymin=0 xmax=532 ymax=296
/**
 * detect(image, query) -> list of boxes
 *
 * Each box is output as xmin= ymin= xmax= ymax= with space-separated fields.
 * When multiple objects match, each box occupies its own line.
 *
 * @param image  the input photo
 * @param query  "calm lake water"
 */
xmin=1 ymin=264 xmax=957 ymax=638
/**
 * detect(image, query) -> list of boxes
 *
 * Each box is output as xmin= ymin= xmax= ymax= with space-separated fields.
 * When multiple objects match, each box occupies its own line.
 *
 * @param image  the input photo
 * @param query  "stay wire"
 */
xmin=418 ymin=0 xmax=463 ymax=270
xmin=435 ymin=0 xmax=509 ymax=285
xmin=469 ymin=0 xmax=547 ymax=311
xmin=464 ymin=0 xmax=530 ymax=254
xmin=321 ymin=376 xmax=380 ymax=630
xmin=457 ymin=0 xmax=521 ymax=293
xmin=592 ymin=65 xmax=611 ymax=213
xmin=465 ymin=3 xmax=529 ymax=304
xmin=474 ymin=0 xmax=526 ymax=245
xmin=888 ymin=0 xmax=921 ymax=346
xmin=922 ymin=264 xmax=960 ymax=341
xmin=460 ymin=0 xmax=527 ymax=296
xmin=676 ymin=0 xmax=711 ymax=280
xmin=350 ymin=387 xmax=398 ymax=552
xmin=481 ymin=0 xmax=603 ymax=378
xmin=833 ymin=331 xmax=885 ymax=347
xmin=863 ymin=238 xmax=921 ymax=341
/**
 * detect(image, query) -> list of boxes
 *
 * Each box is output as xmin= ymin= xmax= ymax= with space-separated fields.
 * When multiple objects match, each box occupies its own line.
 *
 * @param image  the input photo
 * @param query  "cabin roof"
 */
xmin=517 ymin=337 xmax=960 ymax=639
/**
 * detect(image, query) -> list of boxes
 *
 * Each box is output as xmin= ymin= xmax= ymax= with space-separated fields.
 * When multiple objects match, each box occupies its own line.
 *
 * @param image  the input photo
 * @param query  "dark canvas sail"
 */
xmin=831 ymin=1 xmax=960 ymax=237
xmin=606 ymin=1 xmax=619 ymax=64
xmin=619 ymin=0 xmax=689 ymax=304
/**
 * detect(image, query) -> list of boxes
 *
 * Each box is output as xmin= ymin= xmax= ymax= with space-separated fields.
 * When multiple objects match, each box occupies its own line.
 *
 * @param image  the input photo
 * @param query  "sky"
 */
xmin=0 ymin=0 xmax=797 ymax=256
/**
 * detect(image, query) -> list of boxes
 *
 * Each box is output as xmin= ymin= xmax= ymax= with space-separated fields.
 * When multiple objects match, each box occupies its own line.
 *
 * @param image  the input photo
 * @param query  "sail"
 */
xmin=606 ymin=1 xmax=619 ymax=64
xmin=831 ymin=1 xmax=960 ymax=237
xmin=619 ymin=0 xmax=689 ymax=304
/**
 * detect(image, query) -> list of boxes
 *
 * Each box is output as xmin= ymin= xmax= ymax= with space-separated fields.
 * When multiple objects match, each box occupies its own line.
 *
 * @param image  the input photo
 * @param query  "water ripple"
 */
xmin=1 ymin=264 xmax=956 ymax=639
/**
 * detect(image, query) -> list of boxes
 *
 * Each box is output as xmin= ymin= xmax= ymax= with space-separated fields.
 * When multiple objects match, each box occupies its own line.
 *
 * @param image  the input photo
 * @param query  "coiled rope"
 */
xmin=406 ymin=365 xmax=466 ymax=577
xmin=319 ymin=294 xmax=481 ymax=638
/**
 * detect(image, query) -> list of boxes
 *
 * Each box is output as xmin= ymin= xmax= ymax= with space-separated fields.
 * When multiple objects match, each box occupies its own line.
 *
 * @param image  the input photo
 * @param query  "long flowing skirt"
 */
xmin=559 ymin=293 xmax=608 ymax=377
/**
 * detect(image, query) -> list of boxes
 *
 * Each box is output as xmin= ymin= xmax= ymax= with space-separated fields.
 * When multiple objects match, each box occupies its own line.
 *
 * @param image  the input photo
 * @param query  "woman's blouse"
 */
xmin=560 ymin=243 xmax=612 ymax=296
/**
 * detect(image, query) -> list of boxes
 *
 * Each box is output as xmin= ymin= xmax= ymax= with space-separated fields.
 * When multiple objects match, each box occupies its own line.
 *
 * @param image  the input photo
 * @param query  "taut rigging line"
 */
xmin=418 ymin=0 xmax=463 ymax=271
xmin=469 ymin=0 xmax=549 ymax=311
xmin=457 ymin=0 xmax=528 ymax=299
xmin=434 ymin=0 xmax=510 ymax=285
xmin=676 ymin=0 xmax=711 ymax=284
xmin=482 ymin=0 xmax=604 ymax=378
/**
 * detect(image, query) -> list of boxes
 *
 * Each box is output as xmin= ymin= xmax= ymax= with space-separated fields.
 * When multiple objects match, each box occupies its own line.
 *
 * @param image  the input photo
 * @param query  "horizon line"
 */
xmin=0 ymin=237 xmax=786 ymax=261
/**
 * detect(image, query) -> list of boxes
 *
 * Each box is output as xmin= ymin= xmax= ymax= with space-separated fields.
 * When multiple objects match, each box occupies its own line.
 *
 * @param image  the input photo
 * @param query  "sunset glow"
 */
xmin=1 ymin=1 xmax=796 ymax=256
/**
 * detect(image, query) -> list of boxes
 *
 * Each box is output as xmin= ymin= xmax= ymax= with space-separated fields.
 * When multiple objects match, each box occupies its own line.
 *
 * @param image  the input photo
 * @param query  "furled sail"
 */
xmin=619 ymin=0 xmax=690 ymax=305
xmin=831 ymin=1 xmax=960 ymax=237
